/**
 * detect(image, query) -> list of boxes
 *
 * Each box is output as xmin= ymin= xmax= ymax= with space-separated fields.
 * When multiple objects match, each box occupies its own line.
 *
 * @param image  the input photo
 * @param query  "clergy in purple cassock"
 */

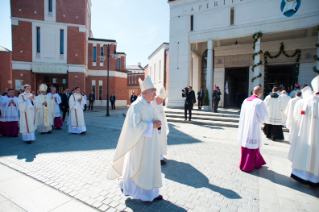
xmin=0 ymin=89 xmax=19 ymax=137
xmin=237 ymin=86 xmax=269 ymax=172
xmin=47 ymin=86 xmax=63 ymax=130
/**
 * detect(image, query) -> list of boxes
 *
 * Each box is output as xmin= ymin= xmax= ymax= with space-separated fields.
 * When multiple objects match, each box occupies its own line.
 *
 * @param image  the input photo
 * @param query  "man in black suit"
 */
xmin=88 ymin=90 xmax=95 ymax=110
xmin=60 ymin=88 xmax=69 ymax=122
xmin=212 ymin=86 xmax=222 ymax=113
xmin=184 ymin=86 xmax=196 ymax=121
xmin=130 ymin=92 xmax=137 ymax=103
xmin=110 ymin=93 xmax=116 ymax=110
xmin=197 ymin=88 xmax=204 ymax=110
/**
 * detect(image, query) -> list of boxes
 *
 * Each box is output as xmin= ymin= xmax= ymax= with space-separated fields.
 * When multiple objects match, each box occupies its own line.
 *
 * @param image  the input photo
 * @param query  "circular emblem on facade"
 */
xmin=281 ymin=0 xmax=301 ymax=17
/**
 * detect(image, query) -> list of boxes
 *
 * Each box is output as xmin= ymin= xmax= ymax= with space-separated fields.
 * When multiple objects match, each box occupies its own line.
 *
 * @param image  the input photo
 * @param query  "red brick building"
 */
xmin=0 ymin=46 xmax=12 ymax=94
xmin=10 ymin=0 xmax=128 ymax=106
xmin=127 ymin=63 xmax=145 ymax=101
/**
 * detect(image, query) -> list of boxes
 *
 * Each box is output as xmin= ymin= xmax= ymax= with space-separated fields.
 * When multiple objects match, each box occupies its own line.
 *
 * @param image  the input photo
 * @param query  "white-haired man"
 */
xmin=47 ymin=86 xmax=63 ymax=130
xmin=107 ymin=75 xmax=163 ymax=202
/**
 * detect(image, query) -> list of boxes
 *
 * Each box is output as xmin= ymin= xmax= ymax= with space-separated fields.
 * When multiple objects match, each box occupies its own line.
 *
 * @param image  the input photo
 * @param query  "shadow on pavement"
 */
xmin=162 ymin=160 xmax=241 ymax=199
xmin=124 ymin=197 xmax=187 ymax=212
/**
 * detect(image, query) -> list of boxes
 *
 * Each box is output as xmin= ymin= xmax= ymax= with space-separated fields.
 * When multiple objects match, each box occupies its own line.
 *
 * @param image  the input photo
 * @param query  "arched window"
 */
xmin=201 ymin=50 xmax=207 ymax=89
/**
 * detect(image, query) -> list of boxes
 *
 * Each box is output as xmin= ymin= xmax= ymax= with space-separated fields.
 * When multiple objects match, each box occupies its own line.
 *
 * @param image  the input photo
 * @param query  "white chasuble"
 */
xmin=18 ymin=93 xmax=37 ymax=135
xmin=284 ymin=97 xmax=302 ymax=130
xmin=279 ymin=94 xmax=291 ymax=125
xmin=107 ymin=97 xmax=162 ymax=191
xmin=264 ymin=94 xmax=283 ymax=125
xmin=35 ymin=94 xmax=55 ymax=132
xmin=0 ymin=96 xmax=19 ymax=122
xmin=69 ymin=94 xmax=86 ymax=128
xmin=151 ymin=101 xmax=169 ymax=156
xmin=47 ymin=93 xmax=61 ymax=117
xmin=290 ymin=96 xmax=319 ymax=176
xmin=237 ymin=98 xmax=269 ymax=149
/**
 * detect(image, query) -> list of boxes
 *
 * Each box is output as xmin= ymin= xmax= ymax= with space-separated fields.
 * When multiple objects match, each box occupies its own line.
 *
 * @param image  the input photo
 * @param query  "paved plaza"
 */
xmin=0 ymin=107 xmax=318 ymax=212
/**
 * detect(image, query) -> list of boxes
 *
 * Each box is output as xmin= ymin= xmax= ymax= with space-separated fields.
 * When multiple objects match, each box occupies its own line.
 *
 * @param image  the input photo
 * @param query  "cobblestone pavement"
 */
xmin=0 ymin=107 xmax=318 ymax=212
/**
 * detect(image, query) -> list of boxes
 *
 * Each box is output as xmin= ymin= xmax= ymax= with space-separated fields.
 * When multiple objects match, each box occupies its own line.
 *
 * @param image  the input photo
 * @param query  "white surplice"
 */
xmin=237 ymin=97 xmax=269 ymax=149
xmin=108 ymin=97 xmax=162 ymax=201
xmin=68 ymin=93 xmax=86 ymax=134
xmin=284 ymin=97 xmax=302 ymax=130
xmin=0 ymin=96 xmax=19 ymax=122
xmin=278 ymin=94 xmax=291 ymax=125
xmin=264 ymin=94 xmax=283 ymax=125
xmin=35 ymin=94 xmax=55 ymax=132
xmin=47 ymin=93 xmax=61 ymax=117
xmin=151 ymin=101 xmax=169 ymax=157
xmin=289 ymin=95 xmax=319 ymax=178
xmin=18 ymin=92 xmax=36 ymax=141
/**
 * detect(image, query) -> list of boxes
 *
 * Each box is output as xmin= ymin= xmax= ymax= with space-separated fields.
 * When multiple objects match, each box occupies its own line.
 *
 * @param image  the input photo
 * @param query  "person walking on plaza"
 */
xmin=278 ymin=90 xmax=291 ymax=126
xmin=60 ymin=88 xmax=69 ymax=122
xmin=47 ymin=86 xmax=63 ymax=130
xmin=184 ymin=86 xmax=196 ymax=121
xmin=110 ymin=93 xmax=116 ymax=110
xmin=290 ymin=83 xmax=300 ymax=98
xmin=18 ymin=85 xmax=36 ymax=144
xmin=237 ymin=86 xmax=269 ymax=172
xmin=284 ymin=91 xmax=302 ymax=132
xmin=212 ymin=86 xmax=221 ymax=113
xmin=88 ymin=90 xmax=94 ymax=111
xmin=0 ymin=89 xmax=19 ymax=137
xmin=152 ymin=87 xmax=169 ymax=166
xmin=197 ymin=88 xmax=204 ymax=110
xmin=130 ymin=91 xmax=137 ymax=103
xmin=107 ymin=75 xmax=163 ymax=202
xmin=35 ymin=84 xmax=55 ymax=135
xmin=263 ymin=87 xmax=284 ymax=141
xmin=17 ymin=89 xmax=23 ymax=97
xmin=68 ymin=87 xmax=86 ymax=134
xmin=82 ymin=92 xmax=87 ymax=111
xmin=288 ymin=75 xmax=319 ymax=187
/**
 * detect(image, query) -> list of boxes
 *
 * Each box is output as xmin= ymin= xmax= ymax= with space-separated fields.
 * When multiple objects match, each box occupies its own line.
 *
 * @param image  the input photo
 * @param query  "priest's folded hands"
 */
xmin=153 ymin=120 xmax=162 ymax=128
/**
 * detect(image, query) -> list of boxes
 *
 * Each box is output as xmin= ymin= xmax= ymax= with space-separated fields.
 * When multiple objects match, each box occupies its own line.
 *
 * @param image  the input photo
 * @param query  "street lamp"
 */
xmin=99 ymin=43 xmax=119 ymax=116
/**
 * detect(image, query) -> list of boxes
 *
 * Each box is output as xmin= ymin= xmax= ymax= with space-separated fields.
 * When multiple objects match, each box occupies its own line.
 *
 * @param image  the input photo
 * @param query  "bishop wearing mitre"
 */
xmin=35 ymin=84 xmax=55 ymax=134
xmin=0 ymin=89 xmax=19 ymax=137
xmin=151 ymin=87 xmax=169 ymax=165
xmin=107 ymin=75 xmax=163 ymax=202
xmin=68 ymin=87 xmax=86 ymax=134
xmin=288 ymin=76 xmax=319 ymax=187
xmin=18 ymin=84 xmax=36 ymax=144
xmin=237 ymin=86 xmax=269 ymax=172
xmin=47 ymin=86 xmax=63 ymax=130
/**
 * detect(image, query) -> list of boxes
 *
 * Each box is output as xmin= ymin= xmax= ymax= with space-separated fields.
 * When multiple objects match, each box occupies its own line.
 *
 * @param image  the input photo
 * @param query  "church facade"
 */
xmin=166 ymin=0 xmax=319 ymax=109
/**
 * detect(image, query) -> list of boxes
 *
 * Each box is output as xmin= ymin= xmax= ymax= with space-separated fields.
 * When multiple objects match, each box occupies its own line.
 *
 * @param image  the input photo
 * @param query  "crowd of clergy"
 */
xmin=238 ymin=75 xmax=319 ymax=188
xmin=0 ymin=84 xmax=87 ymax=144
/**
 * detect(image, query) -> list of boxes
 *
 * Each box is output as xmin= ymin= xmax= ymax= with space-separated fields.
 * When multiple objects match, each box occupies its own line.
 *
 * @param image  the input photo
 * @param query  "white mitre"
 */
xmin=39 ymin=84 xmax=48 ymax=92
xmin=158 ymin=87 xmax=168 ymax=100
xmin=311 ymin=75 xmax=319 ymax=93
xmin=139 ymin=75 xmax=155 ymax=92
xmin=301 ymin=86 xmax=313 ymax=99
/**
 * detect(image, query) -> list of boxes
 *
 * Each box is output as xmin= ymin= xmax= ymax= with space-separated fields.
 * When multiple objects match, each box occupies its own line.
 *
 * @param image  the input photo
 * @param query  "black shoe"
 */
xmin=26 ymin=141 xmax=32 ymax=144
xmin=13 ymin=135 xmax=19 ymax=137
xmin=189 ymin=119 xmax=192 ymax=121
xmin=81 ymin=131 xmax=86 ymax=134
xmin=153 ymin=195 xmax=163 ymax=201
xmin=161 ymin=160 xmax=166 ymax=165
xmin=47 ymin=131 xmax=52 ymax=134
xmin=56 ymin=128 xmax=62 ymax=130
xmin=41 ymin=132 xmax=45 ymax=135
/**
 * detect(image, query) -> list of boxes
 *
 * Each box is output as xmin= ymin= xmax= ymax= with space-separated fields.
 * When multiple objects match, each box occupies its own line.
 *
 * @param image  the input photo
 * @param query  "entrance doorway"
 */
xmin=265 ymin=65 xmax=295 ymax=95
xmin=36 ymin=74 xmax=68 ymax=94
xmin=224 ymin=67 xmax=249 ymax=108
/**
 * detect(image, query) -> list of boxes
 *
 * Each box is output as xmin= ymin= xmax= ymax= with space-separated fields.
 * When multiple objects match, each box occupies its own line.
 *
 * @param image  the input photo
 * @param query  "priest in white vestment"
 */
xmin=18 ymin=85 xmax=36 ymax=144
xmin=151 ymin=87 xmax=169 ymax=166
xmin=288 ymin=76 xmax=319 ymax=187
xmin=35 ymin=84 xmax=55 ymax=134
xmin=0 ymin=89 xmax=19 ymax=137
xmin=107 ymin=75 xmax=163 ymax=202
xmin=237 ymin=86 xmax=269 ymax=172
xmin=47 ymin=86 xmax=63 ymax=130
xmin=68 ymin=87 xmax=86 ymax=134
xmin=263 ymin=87 xmax=284 ymax=141
xmin=284 ymin=91 xmax=302 ymax=132
xmin=278 ymin=90 xmax=291 ymax=126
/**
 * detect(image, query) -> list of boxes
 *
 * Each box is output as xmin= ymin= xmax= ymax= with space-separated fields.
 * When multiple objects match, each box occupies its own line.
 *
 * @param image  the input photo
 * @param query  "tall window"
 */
xmin=49 ymin=0 xmax=53 ymax=12
xmin=93 ymin=47 xmax=96 ymax=62
xmin=60 ymin=30 xmax=64 ymax=54
xmin=100 ymin=47 xmax=103 ymax=56
xmin=118 ymin=58 xmax=121 ymax=70
xmin=99 ymin=80 xmax=103 ymax=100
xmin=190 ymin=15 xmax=194 ymax=31
xmin=92 ymin=80 xmax=96 ymax=100
xmin=159 ymin=60 xmax=161 ymax=82
xmin=36 ymin=27 xmax=40 ymax=52
xmin=230 ymin=7 xmax=234 ymax=25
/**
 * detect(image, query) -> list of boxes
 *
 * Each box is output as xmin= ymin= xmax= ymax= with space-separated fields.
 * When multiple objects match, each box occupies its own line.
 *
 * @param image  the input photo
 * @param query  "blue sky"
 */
xmin=0 ymin=0 xmax=169 ymax=66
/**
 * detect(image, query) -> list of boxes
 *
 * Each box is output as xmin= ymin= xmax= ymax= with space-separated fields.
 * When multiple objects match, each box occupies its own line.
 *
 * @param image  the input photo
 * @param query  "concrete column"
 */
xmin=206 ymin=39 xmax=213 ymax=111
xmin=253 ymin=38 xmax=261 ymax=88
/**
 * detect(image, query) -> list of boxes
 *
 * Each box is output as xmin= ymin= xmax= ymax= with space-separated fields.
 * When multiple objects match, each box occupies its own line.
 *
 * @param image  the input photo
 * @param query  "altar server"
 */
xmin=35 ymin=84 xmax=55 ymax=134
xmin=107 ymin=75 xmax=163 ymax=202
xmin=263 ymin=87 xmax=284 ymax=141
xmin=0 ymin=89 xmax=19 ymax=137
xmin=152 ymin=87 xmax=169 ymax=165
xmin=18 ymin=85 xmax=36 ymax=144
xmin=278 ymin=90 xmax=291 ymax=126
xmin=68 ymin=87 xmax=86 ymax=134
xmin=289 ymin=75 xmax=319 ymax=187
xmin=237 ymin=86 xmax=269 ymax=172
xmin=47 ymin=87 xmax=63 ymax=130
